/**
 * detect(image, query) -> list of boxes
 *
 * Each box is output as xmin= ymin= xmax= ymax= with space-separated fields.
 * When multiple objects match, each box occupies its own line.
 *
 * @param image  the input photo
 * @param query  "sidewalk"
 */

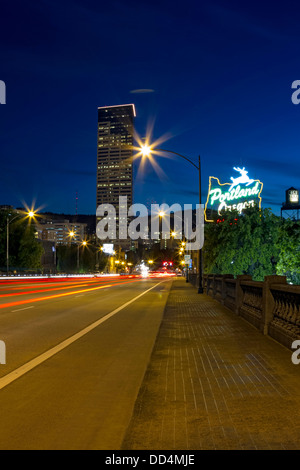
xmin=122 ymin=278 xmax=300 ymax=450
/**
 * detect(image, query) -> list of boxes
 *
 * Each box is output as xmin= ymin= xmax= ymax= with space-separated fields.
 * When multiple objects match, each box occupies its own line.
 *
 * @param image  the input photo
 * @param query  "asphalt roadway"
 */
xmin=0 ymin=275 xmax=173 ymax=450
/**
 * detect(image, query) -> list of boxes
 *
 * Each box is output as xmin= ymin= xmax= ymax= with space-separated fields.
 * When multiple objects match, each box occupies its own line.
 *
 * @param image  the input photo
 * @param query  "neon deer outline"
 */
xmin=229 ymin=167 xmax=254 ymax=191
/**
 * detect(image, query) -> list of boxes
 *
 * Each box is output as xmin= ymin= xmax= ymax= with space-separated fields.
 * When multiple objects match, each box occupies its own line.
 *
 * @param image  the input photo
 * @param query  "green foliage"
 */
xmin=56 ymin=245 xmax=77 ymax=273
xmin=204 ymin=207 xmax=281 ymax=281
xmin=56 ymin=244 xmax=108 ymax=273
xmin=0 ymin=209 xmax=44 ymax=271
xmin=18 ymin=236 xmax=44 ymax=269
xmin=275 ymin=219 xmax=300 ymax=284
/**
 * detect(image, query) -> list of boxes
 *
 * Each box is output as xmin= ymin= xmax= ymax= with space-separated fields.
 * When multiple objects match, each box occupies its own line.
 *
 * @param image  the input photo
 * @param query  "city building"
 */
xmin=96 ymin=104 xmax=135 ymax=251
xmin=35 ymin=219 xmax=87 ymax=245
xmin=0 ymin=205 xmax=14 ymax=211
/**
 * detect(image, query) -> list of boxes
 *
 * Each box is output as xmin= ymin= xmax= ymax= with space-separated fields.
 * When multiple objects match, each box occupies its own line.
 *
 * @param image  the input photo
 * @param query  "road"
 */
xmin=0 ymin=275 xmax=173 ymax=450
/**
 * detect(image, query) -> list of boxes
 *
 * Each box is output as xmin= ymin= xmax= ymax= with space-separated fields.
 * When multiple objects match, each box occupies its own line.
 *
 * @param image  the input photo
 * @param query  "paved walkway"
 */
xmin=122 ymin=278 xmax=300 ymax=450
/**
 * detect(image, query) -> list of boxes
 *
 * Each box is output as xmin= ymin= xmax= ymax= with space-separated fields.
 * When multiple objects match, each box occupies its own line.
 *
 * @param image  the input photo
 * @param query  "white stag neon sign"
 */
xmin=229 ymin=167 xmax=254 ymax=191
xmin=205 ymin=167 xmax=263 ymax=222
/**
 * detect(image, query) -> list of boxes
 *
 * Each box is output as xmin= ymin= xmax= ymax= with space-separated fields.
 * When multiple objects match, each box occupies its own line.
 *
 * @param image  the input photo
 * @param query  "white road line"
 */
xmin=0 ymin=280 xmax=167 ymax=391
xmin=11 ymin=306 xmax=35 ymax=313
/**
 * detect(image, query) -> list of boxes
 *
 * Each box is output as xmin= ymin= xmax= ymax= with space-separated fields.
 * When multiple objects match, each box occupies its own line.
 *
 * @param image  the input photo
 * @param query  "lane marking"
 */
xmin=11 ymin=306 xmax=35 ymax=313
xmin=0 ymin=280 xmax=167 ymax=391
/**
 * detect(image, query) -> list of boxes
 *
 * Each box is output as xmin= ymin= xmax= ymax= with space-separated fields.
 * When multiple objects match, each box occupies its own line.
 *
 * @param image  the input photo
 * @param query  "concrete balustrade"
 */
xmin=189 ymin=273 xmax=300 ymax=349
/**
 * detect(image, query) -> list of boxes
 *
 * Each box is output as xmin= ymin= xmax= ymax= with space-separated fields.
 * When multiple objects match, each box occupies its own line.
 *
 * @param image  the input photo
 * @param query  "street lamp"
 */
xmin=6 ymin=210 xmax=36 ymax=275
xmin=158 ymin=210 xmax=165 ymax=249
xmin=69 ymin=230 xmax=88 ymax=272
xmin=78 ymin=241 xmax=87 ymax=271
xmin=140 ymin=145 xmax=204 ymax=294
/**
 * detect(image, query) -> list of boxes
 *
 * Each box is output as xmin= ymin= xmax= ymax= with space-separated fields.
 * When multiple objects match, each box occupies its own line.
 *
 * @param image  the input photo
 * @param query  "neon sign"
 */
xmin=205 ymin=167 xmax=263 ymax=222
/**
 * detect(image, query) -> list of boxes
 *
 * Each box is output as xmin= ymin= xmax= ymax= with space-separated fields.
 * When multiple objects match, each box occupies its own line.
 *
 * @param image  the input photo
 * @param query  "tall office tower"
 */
xmin=96 ymin=104 xmax=136 ymax=251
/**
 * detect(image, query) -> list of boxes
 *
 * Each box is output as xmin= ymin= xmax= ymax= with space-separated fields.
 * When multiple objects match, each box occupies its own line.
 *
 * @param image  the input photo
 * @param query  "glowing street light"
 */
xmin=141 ymin=145 xmax=152 ymax=157
xmin=139 ymin=144 xmax=204 ymax=294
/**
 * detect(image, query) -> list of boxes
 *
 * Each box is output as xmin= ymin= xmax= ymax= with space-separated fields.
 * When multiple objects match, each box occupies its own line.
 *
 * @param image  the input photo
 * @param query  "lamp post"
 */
xmin=6 ymin=210 xmax=36 ymax=275
xmin=158 ymin=211 xmax=165 ymax=249
xmin=69 ymin=231 xmax=87 ymax=272
xmin=78 ymin=241 xmax=87 ymax=272
xmin=140 ymin=145 xmax=204 ymax=294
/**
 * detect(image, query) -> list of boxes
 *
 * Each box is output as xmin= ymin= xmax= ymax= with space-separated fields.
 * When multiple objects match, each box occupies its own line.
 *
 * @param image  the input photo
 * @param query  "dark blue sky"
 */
xmin=0 ymin=0 xmax=299 ymax=216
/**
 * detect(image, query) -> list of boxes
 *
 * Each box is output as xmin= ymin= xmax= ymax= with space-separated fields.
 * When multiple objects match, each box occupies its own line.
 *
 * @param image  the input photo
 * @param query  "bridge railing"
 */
xmin=198 ymin=274 xmax=300 ymax=349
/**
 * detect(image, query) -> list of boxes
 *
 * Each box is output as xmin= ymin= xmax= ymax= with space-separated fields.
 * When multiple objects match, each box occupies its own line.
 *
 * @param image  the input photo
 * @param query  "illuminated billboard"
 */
xmin=102 ymin=243 xmax=114 ymax=255
xmin=205 ymin=167 xmax=263 ymax=222
xmin=286 ymin=187 xmax=299 ymax=205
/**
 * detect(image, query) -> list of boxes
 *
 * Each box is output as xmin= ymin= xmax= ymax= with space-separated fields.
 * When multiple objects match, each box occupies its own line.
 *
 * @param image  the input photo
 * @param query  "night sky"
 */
xmin=1 ymin=0 xmax=300 ymax=217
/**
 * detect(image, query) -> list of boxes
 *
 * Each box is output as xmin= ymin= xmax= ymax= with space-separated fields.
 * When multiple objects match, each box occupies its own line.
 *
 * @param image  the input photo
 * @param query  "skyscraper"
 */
xmin=96 ymin=104 xmax=136 ymax=250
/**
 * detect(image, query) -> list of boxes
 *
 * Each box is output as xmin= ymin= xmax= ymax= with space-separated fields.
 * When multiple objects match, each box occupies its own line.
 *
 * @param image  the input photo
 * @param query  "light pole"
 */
xmin=69 ymin=231 xmax=87 ymax=273
xmin=140 ymin=145 xmax=204 ymax=294
xmin=158 ymin=211 xmax=165 ymax=250
xmin=77 ymin=240 xmax=87 ymax=272
xmin=6 ymin=210 xmax=36 ymax=275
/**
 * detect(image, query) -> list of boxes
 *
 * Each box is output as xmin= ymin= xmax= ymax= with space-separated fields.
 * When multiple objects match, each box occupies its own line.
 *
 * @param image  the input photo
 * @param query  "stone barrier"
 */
xmin=197 ymin=274 xmax=300 ymax=349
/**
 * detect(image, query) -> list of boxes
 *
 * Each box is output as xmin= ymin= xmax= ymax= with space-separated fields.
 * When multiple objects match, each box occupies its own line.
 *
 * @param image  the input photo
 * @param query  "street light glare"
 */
xmin=28 ymin=211 xmax=35 ymax=218
xmin=141 ymin=145 xmax=151 ymax=157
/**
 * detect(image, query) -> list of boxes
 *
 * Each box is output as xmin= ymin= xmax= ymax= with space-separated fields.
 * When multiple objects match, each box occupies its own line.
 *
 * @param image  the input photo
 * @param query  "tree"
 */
xmin=0 ymin=210 xmax=44 ymax=272
xmin=18 ymin=235 xmax=44 ymax=270
xmin=204 ymin=207 xmax=281 ymax=281
xmin=276 ymin=219 xmax=300 ymax=284
xmin=56 ymin=245 xmax=77 ymax=273
xmin=56 ymin=243 xmax=108 ymax=273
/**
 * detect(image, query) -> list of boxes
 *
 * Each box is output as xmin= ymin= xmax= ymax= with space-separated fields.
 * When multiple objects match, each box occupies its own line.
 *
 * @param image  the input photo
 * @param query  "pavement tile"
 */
xmin=122 ymin=279 xmax=300 ymax=450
